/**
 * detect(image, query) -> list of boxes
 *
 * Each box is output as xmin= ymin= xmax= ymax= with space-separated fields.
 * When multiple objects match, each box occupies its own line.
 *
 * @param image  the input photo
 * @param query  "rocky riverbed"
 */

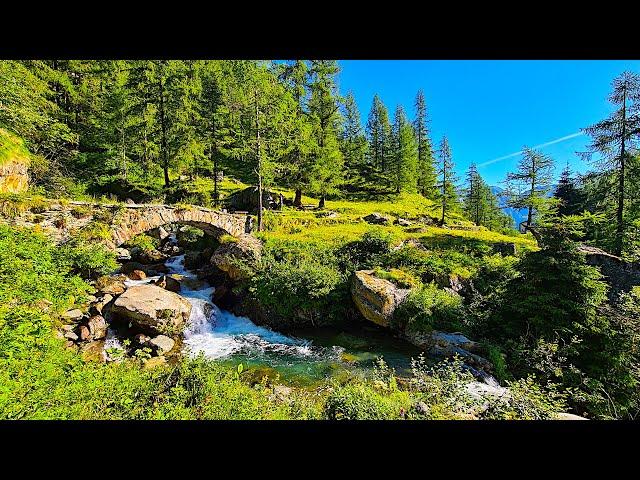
xmin=57 ymin=225 xmax=498 ymax=387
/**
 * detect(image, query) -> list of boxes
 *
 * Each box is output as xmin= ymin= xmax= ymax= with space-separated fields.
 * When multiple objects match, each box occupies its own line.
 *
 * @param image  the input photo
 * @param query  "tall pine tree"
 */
xmin=413 ymin=89 xmax=437 ymax=199
xmin=391 ymin=105 xmax=418 ymax=193
xmin=341 ymin=91 xmax=367 ymax=181
xmin=582 ymin=71 xmax=640 ymax=255
xmin=436 ymin=136 xmax=458 ymax=225
xmin=308 ymin=60 xmax=344 ymax=208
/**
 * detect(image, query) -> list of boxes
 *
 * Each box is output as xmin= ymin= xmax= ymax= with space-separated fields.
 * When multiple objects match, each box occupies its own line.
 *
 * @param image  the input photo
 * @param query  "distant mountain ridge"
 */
xmin=490 ymin=185 xmax=528 ymax=227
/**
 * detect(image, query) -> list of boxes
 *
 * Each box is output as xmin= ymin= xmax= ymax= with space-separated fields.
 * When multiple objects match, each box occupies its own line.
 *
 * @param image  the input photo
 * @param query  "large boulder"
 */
xmin=95 ymin=275 xmax=127 ymax=295
xmin=579 ymin=245 xmax=640 ymax=298
xmin=111 ymin=284 xmax=192 ymax=336
xmin=492 ymin=242 xmax=517 ymax=256
xmin=154 ymin=275 xmax=181 ymax=293
xmin=225 ymin=186 xmax=280 ymax=213
xmin=130 ymin=247 xmax=169 ymax=265
xmin=351 ymin=270 xmax=411 ymax=328
xmin=363 ymin=212 xmax=390 ymax=225
xmin=210 ymin=235 xmax=262 ymax=281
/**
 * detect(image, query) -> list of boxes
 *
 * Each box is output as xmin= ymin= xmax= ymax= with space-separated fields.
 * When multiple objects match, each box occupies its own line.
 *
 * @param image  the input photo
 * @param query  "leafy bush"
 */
xmin=408 ymin=355 xmax=566 ymax=420
xmin=336 ymin=228 xmax=396 ymax=271
xmin=384 ymin=244 xmax=476 ymax=286
xmin=373 ymin=267 xmax=421 ymax=289
xmin=482 ymin=376 xmax=568 ymax=420
xmin=251 ymin=252 xmax=344 ymax=324
xmin=125 ymin=233 xmax=159 ymax=253
xmin=395 ymin=283 xmax=464 ymax=333
xmin=59 ymin=240 xmax=118 ymax=279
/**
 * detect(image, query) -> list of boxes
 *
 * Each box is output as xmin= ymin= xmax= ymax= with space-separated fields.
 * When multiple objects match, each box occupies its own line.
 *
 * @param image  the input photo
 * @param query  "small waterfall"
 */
xmin=124 ymin=237 xmax=324 ymax=362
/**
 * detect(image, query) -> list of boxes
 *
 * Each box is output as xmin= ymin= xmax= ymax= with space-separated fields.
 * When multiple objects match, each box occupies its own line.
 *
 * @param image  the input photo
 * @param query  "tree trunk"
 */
xmin=212 ymin=115 xmax=219 ymax=208
xmin=159 ymin=75 xmax=170 ymax=188
xmin=255 ymin=90 xmax=263 ymax=232
xmin=616 ymin=89 xmax=627 ymax=256
xmin=319 ymin=195 xmax=325 ymax=209
xmin=526 ymin=156 xmax=537 ymax=230
xmin=294 ymin=188 xmax=302 ymax=207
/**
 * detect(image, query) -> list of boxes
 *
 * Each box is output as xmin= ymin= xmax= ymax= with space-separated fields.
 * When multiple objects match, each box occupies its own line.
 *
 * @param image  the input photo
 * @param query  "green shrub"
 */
xmin=251 ymin=253 xmax=345 ymax=324
xmin=395 ymin=283 xmax=464 ymax=333
xmin=125 ymin=233 xmax=159 ymax=253
xmin=324 ymin=382 xmax=411 ymax=420
xmin=384 ymin=244 xmax=476 ymax=286
xmin=336 ymin=228 xmax=396 ymax=271
xmin=482 ymin=376 xmax=568 ymax=420
xmin=373 ymin=267 xmax=421 ymax=289
xmin=58 ymin=240 xmax=118 ymax=279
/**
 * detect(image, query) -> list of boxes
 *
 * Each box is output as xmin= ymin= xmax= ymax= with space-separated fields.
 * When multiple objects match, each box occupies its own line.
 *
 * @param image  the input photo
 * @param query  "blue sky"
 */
xmin=336 ymin=60 xmax=640 ymax=186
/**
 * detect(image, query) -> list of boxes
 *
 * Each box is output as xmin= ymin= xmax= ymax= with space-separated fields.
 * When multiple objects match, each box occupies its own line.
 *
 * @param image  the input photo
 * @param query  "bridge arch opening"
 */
xmin=109 ymin=205 xmax=252 ymax=247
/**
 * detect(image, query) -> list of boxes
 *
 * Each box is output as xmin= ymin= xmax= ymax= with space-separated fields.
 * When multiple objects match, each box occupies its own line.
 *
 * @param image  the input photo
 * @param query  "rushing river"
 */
xmin=118 ymin=249 xmax=423 ymax=386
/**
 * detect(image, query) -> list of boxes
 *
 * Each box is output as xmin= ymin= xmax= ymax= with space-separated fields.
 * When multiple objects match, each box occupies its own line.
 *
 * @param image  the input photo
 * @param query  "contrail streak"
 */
xmin=478 ymin=132 xmax=585 ymax=167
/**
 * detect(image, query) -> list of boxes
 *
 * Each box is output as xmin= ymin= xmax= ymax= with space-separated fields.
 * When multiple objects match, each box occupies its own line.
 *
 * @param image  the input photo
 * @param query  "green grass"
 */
xmin=258 ymin=190 xmax=536 ymax=253
xmin=0 ymin=223 xmax=566 ymax=420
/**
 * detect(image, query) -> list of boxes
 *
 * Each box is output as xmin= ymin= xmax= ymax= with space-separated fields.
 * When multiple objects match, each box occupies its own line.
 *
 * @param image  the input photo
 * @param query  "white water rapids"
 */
xmin=121 ymin=250 xmax=325 ymax=361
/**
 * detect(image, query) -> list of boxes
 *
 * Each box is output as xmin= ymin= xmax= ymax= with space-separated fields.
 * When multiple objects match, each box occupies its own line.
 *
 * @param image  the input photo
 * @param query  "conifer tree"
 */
xmin=464 ymin=163 xmax=483 ymax=225
xmin=554 ymin=163 xmax=583 ymax=216
xmin=341 ymin=91 xmax=367 ymax=180
xmin=197 ymin=60 xmax=233 ymax=206
xmin=308 ymin=60 xmax=344 ymax=208
xmin=582 ymin=71 xmax=640 ymax=255
xmin=506 ymin=147 xmax=556 ymax=231
xmin=366 ymin=94 xmax=392 ymax=178
xmin=436 ymin=136 xmax=458 ymax=225
xmin=413 ymin=89 xmax=437 ymax=199
xmin=278 ymin=60 xmax=315 ymax=207
xmin=232 ymin=62 xmax=294 ymax=230
xmin=391 ymin=105 xmax=418 ymax=193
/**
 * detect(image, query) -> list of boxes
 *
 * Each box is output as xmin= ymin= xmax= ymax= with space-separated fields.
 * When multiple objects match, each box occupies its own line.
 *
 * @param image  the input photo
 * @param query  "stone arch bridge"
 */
xmin=108 ymin=203 xmax=252 ymax=246
xmin=2 ymin=200 xmax=253 ymax=248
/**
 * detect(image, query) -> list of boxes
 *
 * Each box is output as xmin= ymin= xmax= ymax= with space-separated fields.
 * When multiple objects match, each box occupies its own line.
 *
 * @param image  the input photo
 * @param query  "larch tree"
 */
xmin=506 ymin=146 xmax=556 ymax=232
xmin=102 ymin=60 xmax=134 ymax=179
xmin=391 ymin=105 xmax=418 ymax=193
xmin=581 ymin=71 xmax=640 ymax=256
xmin=233 ymin=62 xmax=294 ymax=230
xmin=413 ymin=89 xmax=437 ymax=199
xmin=341 ymin=90 xmax=367 ymax=181
xmin=366 ymin=94 xmax=392 ymax=179
xmin=278 ymin=60 xmax=315 ymax=207
xmin=308 ymin=60 xmax=344 ymax=209
xmin=197 ymin=60 xmax=233 ymax=206
xmin=436 ymin=136 xmax=458 ymax=225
